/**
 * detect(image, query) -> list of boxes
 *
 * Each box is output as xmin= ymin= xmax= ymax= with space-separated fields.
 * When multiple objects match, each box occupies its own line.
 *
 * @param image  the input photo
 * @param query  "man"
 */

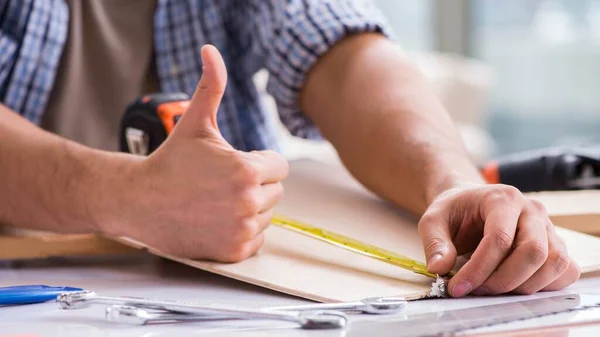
xmin=0 ymin=0 xmax=579 ymax=298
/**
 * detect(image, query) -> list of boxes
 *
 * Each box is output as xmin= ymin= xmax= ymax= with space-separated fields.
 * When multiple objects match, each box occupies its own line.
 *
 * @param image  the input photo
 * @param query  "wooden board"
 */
xmin=0 ymin=233 xmax=139 ymax=260
xmin=115 ymin=159 xmax=600 ymax=302
xmin=529 ymin=190 xmax=600 ymax=236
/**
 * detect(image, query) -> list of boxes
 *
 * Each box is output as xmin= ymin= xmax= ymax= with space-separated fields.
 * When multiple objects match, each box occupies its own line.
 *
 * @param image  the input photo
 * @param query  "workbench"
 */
xmin=2 ymin=253 xmax=600 ymax=336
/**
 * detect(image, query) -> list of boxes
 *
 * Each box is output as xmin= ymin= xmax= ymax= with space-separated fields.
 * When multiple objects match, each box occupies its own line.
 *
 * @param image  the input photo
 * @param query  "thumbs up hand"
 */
xmin=114 ymin=45 xmax=289 ymax=262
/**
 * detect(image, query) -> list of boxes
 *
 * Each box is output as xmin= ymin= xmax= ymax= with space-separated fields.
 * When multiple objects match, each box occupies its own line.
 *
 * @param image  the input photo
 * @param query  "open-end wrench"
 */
xmin=105 ymin=304 xmax=346 ymax=329
xmin=58 ymin=291 xmax=346 ymax=329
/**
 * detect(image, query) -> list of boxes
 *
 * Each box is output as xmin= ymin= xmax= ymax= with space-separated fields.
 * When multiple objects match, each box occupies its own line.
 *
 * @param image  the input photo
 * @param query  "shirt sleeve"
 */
xmin=234 ymin=0 xmax=396 ymax=139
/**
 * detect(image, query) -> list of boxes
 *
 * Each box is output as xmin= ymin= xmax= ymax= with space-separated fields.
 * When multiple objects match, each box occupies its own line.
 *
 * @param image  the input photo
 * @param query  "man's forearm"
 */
xmin=0 ymin=105 xmax=126 ymax=233
xmin=301 ymin=34 xmax=484 ymax=215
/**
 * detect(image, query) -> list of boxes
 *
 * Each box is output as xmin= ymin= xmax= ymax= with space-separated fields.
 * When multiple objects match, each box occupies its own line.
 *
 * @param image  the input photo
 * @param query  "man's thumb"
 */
xmin=418 ymin=215 xmax=457 ymax=275
xmin=175 ymin=45 xmax=227 ymax=138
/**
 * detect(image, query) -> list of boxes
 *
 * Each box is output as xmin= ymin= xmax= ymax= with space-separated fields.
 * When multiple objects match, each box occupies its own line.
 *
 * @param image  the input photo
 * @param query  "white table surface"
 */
xmin=2 ymin=253 xmax=600 ymax=336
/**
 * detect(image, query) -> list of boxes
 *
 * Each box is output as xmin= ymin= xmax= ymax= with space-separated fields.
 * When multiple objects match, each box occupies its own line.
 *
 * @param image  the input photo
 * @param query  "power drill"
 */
xmin=481 ymin=147 xmax=600 ymax=192
xmin=119 ymin=93 xmax=600 ymax=193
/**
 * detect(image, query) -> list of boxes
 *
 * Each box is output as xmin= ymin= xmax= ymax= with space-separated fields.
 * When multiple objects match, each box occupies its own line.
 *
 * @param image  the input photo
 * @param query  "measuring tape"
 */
xmin=119 ymin=93 xmax=448 ymax=280
xmin=271 ymin=215 xmax=444 ymax=279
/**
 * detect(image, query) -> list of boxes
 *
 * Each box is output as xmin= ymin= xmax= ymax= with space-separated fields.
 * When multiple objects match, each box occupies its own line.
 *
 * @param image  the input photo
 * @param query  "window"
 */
xmin=472 ymin=0 xmax=600 ymax=154
xmin=375 ymin=0 xmax=435 ymax=51
xmin=376 ymin=0 xmax=600 ymax=156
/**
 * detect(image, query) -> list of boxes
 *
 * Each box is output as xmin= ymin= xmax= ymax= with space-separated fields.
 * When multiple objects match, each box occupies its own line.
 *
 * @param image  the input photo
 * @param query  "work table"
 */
xmin=2 ymin=254 xmax=600 ymax=336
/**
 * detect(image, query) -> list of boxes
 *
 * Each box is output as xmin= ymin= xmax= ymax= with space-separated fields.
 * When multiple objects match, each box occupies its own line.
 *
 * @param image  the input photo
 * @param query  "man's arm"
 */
xmin=0 ymin=105 xmax=119 ymax=233
xmin=300 ymin=34 xmax=580 ymax=297
xmin=300 ymin=34 xmax=482 ymax=215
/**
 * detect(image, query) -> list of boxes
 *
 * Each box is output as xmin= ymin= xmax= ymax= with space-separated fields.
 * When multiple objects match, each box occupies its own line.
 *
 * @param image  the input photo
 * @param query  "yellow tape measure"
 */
xmin=271 ymin=214 xmax=453 ymax=279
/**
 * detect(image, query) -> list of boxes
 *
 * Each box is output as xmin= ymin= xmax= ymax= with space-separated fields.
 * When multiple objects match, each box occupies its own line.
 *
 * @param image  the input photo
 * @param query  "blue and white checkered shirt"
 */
xmin=0 ymin=0 xmax=391 ymax=151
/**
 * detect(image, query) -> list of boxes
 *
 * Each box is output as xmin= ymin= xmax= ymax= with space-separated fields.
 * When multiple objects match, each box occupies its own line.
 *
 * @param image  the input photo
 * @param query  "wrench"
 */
xmin=58 ymin=291 xmax=346 ymax=329
xmin=105 ymin=304 xmax=346 ymax=329
xmin=104 ymin=296 xmax=407 ymax=326
xmin=269 ymin=296 xmax=406 ymax=314
xmin=58 ymin=290 xmax=405 ymax=315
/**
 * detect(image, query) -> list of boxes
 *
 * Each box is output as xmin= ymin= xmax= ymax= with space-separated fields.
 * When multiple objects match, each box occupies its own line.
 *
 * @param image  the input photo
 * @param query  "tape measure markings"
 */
xmin=271 ymin=214 xmax=453 ymax=279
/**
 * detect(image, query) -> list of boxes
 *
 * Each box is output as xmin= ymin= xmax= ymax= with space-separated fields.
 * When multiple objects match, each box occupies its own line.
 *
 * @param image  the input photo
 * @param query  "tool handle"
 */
xmin=0 ymin=285 xmax=83 ymax=305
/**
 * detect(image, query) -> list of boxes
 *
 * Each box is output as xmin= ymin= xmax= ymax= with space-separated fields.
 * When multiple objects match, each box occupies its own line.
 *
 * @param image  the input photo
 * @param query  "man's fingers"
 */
xmin=542 ymin=257 xmax=581 ymax=292
xmin=258 ymin=183 xmax=283 ymax=213
xmin=247 ymin=150 xmax=290 ymax=184
xmin=512 ymin=229 xmax=569 ymax=295
xmin=475 ymin=210 xmax=548 ymax=295
xmin=424 ymin=186 xmax=578 ymax=297
xmin=176 ymin=44 xmax=228 ymax=137
xmin=418 ymin=212 xmax=458 ymax=275
xmin=247 ymin=232 xmax=266 ymax=257
xmin=448 ymin=195 xmax=521 ymax=297
xmin=256 ymin=209 xmax=274 ymax=234
xmin=222 ymin=232 xmax=265 ymax=263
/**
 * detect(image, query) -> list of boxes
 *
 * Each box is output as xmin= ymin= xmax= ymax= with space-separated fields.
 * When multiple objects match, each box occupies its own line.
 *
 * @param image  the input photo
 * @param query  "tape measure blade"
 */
xmin=346 ymin=294 xmax=600 ymax=337
xmin=271 ymin=215 xmax=437 ymax=278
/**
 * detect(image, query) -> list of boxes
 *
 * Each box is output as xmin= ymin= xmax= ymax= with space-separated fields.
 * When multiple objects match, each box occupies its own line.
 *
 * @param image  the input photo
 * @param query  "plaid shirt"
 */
xmin=0 ymin=0 xmax=391 ymax=151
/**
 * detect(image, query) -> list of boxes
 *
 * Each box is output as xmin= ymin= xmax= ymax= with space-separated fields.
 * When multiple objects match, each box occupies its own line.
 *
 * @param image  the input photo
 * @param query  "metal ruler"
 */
xmin=345 ymin=294 xmax=600 ymax=336
xmin=271 ymin=214 xmax=454 ymax=279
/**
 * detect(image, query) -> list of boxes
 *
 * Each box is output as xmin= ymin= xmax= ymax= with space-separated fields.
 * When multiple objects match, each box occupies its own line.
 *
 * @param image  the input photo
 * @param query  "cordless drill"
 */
xmin=481 ymin=147 xmax=600 ymax=192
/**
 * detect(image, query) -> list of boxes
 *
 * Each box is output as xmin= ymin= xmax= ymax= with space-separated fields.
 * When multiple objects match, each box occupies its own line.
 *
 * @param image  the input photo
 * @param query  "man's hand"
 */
xmin=104 ymin=45 xmax=289 ymax=262
xmin=0 ymin=45 xmax=286 ymax=262
xmin=419 ymin=184 xmax=581 ymax=297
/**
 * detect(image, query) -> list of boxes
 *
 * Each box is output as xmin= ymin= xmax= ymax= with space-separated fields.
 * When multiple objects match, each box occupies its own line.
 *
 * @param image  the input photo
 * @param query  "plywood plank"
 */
xmin=117 ymin=159 xmax=600 ymax=302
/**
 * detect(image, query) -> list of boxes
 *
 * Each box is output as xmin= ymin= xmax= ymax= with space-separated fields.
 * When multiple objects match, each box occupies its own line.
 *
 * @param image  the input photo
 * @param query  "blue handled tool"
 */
xmin=0 ymin=285 xmax=83 ymax=305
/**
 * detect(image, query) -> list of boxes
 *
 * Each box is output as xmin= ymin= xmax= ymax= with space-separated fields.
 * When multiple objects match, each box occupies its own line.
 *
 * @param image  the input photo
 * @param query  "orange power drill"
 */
xmin=481 ymin=147 xmax=600 ymax=192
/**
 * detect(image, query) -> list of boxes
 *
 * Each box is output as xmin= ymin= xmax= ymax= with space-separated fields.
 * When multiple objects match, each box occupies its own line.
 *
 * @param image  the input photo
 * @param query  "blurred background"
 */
xmin=377 ymin=0 xmax=600 ymax=162
xmin=265 ymin=0 xmax=600 ymax=166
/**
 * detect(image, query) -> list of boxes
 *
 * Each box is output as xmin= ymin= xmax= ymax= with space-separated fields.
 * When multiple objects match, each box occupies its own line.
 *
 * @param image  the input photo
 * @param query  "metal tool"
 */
xmin=105 ymin=295 xmax=406 ymax=324
xmin=101 ymin=296 xmax=406 ymax=326
xmin=57 ymin=290 xmax=404 ymax=314
xmin=267 ymin=296 xmax=407 ymax=315
xmin=105 ymin=304 xmax=345 ymax=328
xmin=105 ymin=305 xmax=229 ymax=324
xmin=119 ymin=93 xmax=451 ymax=280
xmin=346 ymin=294 xmax=600 ymax=337
xmin=58 ymin=291 xmax=346 ymax=329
